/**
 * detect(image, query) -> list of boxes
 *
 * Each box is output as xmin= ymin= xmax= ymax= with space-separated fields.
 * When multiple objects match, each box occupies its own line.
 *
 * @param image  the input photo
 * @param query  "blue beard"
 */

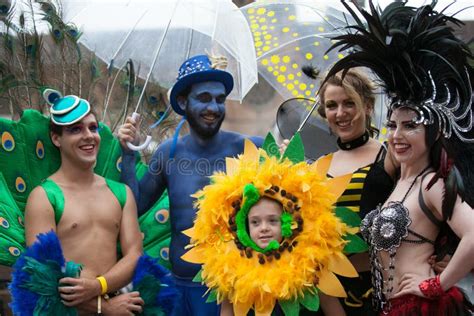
xmin=185 ymin=107 xmax=225 ymax=139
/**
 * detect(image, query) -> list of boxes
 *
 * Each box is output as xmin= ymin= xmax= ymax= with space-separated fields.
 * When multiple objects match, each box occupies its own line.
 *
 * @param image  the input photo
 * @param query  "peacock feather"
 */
xmin=132 ymin=254 xmax=178 ymax=315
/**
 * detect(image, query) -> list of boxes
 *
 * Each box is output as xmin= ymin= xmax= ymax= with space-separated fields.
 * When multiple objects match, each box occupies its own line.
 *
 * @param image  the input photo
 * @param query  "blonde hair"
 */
xmin=319 ymin=68 xmax=377 ymax=136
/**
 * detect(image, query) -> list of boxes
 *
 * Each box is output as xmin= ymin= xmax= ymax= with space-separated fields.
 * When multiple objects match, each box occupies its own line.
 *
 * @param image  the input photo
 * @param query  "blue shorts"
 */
xmin=171 ymin=277 xmax=220 ymax=316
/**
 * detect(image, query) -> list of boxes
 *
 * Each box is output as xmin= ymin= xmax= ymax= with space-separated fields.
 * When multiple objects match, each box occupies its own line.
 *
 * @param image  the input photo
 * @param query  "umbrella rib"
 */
xmin=297 ymin=96 xmax=319 ymax=133
xmin=102 ymin=62 xmax=129 ymax=121
xmin=211 ymin=0 xmax=220 ymax=40
xmin=110 ymin=10 xmax=148 ymax=63
xmin=134 ymin=0 xmax=181 ymax=112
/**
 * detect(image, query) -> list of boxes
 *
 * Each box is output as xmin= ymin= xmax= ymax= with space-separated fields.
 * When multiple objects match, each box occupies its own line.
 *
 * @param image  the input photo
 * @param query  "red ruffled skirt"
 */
xmin=381 ymin=287 xmax=473 ymax=316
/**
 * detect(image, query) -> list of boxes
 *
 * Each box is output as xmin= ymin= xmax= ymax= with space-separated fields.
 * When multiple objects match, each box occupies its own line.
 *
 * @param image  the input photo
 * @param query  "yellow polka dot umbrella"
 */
xmin=241 ymin=0 xmax=354 ymax=100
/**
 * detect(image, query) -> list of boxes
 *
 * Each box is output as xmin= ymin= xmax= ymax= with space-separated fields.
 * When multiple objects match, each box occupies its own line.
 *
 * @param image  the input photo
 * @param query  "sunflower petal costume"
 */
xmin=182 ymin=133 xmax=367 ymax=315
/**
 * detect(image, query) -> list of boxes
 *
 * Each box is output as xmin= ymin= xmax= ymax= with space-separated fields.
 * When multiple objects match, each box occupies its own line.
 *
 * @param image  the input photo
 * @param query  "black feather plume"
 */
xmin=302 ymin=65 xmax=320 ymax=80
xmin=324 ymin=0 xmax=473 ymax=108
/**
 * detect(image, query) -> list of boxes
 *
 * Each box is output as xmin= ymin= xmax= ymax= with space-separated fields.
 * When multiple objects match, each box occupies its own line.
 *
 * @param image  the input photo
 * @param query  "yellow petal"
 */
xmin=243 ymin=139 xmax=259 ymax=163
xmin=329 ymin=254 xmax=358 ymax=278
xmin=318 ymin=269 xmax=347 ymax=297
xmin=226 ymin=157 xmax=239 ymax=176
xmin=233 ymin=301 xmax=253 ymax=316
xmin=181 ymin=247 xmax=205 ymax=264
xmin=255 ymin=297 xmax=275 ymax=316
xmin=262 ymin=283 xmax=272 ymax=293
xmin=326 ymin=173 xmax=353 ymax=200
xmin=302 ymin=182 xmax=311 ymax=192
xmin=312 ymin=153 xmax=333 ymax=177
xmin=347 ymin=226 xmax=360 ymax=234
xmin=182 ymin=227 xmax=195 ymax=238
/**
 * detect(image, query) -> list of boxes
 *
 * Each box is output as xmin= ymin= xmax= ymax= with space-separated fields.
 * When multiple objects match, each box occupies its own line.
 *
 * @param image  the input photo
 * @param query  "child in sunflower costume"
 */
xmin=182 ymin=133 xmax=369 ymax=316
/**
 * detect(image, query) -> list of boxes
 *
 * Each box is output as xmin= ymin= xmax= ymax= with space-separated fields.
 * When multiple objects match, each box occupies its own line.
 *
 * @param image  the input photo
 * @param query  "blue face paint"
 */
xmin=185 ymin=81 xmax=226 ymax=139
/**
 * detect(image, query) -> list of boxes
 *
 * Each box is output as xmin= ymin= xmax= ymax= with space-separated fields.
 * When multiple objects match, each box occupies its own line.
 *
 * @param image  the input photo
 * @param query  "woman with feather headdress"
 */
xmin=324 ymin=1 xmax=474 ymax=314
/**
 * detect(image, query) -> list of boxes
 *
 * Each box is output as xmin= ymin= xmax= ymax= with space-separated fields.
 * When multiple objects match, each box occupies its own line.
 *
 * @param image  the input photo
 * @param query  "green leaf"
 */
xmin=299 ymin=287 xmax=320 ymax=311
xmin=335 ymin=207 xmax=361 ymax=227
xmin=262 ymin=133 xmax=280 ymax=159
xmin=192 ymin=269 xmax=203 ymax=283
xmin=206 ymin=289 xmax=218 ymax=303
xmin=281 ymin=132 xmax=305 ymax=164
xmin=279 ymin=298 xmax=300 ymax=316
xmin=343 ymin=234 xmax=369 ymax=254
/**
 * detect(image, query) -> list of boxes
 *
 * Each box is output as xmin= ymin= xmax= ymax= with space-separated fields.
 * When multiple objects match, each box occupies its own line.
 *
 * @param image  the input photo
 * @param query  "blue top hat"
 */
xmin=43 ymin=88 xmax=91 ymax=125
xmin=169 ymin=55 xmax=234 ymax=116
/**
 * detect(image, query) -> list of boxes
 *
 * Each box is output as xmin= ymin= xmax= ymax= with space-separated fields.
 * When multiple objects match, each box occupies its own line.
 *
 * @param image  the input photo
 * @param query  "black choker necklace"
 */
xmin=337 ymin=130 xmax=370 ymax=150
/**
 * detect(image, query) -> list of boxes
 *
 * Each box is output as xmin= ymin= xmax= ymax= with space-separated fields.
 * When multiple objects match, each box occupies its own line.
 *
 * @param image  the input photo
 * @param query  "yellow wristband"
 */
xmin=96 ymin=276 xmax=108 ymax=295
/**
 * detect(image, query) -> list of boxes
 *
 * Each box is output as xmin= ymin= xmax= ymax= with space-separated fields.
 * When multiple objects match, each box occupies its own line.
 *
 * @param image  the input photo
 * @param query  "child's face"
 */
xmin=248 ymin=198 xmax=283 ymax=249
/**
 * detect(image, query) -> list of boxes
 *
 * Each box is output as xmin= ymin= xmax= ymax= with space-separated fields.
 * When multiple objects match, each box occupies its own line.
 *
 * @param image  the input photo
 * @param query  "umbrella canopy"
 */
xmin=277 ymin=98 xmax=337 ymax=159
xmin=62 ymin=0 xmax=258 ymax=103
xmin=241 ymin=0 xmax=354 ymax=100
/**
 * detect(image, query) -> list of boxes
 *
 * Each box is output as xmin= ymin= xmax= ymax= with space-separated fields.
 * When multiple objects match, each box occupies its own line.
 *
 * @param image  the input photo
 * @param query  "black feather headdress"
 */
xmin=325 ymin=0 xmax=473 ymax=142
xmin=323 ymin=1 xmax=474 ymax=221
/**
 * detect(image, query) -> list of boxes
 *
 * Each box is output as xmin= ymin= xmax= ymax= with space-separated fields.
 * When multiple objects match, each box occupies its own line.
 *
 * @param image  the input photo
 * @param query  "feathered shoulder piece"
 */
xmin=181 ymin=133 xmax=368 ymax=316
xmin=325 ymin=0 xmax=474 ymax=142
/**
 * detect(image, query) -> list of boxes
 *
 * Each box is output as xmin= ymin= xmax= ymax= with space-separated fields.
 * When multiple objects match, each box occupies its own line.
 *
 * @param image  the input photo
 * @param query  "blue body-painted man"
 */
xmin=118 ymin=55 xmax=263 ymax=315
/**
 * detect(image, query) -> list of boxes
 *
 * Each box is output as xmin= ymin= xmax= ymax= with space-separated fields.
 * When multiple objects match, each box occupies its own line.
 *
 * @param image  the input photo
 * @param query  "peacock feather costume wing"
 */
xmin=182 ymin=133 xmax=367 ymax=316
xmin=139 ymin=193 xmax=171 ymax=269
xmin=0 ymin=109 xmax=171 ymax=268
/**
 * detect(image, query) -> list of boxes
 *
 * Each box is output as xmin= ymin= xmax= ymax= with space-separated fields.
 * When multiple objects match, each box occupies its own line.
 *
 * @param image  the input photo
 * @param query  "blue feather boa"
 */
xmin=132 ymin=254 xmax=179 ymax=315
xmin=9 ymin=231 xmax=79 ymax=316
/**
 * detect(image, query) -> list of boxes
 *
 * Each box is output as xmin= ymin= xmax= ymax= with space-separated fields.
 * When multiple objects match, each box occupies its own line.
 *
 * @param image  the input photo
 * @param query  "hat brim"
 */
xmin=51 ymin=99 xmax=91 ymax=126
xmin=169 ymin=69 xmax=234 ymax=116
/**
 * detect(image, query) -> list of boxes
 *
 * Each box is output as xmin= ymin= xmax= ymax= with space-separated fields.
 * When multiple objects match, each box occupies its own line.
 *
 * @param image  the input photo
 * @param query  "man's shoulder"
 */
xmin=220 ymin=130 xmax=263 ymax=147
xmin=28 ymin=183 xmax=50 ymax=201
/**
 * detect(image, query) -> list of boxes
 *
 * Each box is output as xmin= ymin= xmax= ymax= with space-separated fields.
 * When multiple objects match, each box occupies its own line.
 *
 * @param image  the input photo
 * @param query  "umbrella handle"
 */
xmin=126 ymin=112 xmax=152 ymax=151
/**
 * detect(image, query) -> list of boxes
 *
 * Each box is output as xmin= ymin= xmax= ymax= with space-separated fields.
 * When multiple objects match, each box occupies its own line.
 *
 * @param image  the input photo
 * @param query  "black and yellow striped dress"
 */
xmin=313 ymin=147 xmax=394 ymax=316
xmin=330 ymin=165 xmax=375 ymax=316
xmin=334 ymin=165 xmax=370 ymax=214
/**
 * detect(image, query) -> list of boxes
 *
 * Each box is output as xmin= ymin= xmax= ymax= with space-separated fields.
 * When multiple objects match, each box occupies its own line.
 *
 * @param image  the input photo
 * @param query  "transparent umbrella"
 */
xmin=277 ymin=98 xmax=337 ymax=160
xmin=62 ymin=0 xmax=258 ymax=149
xmin=241 ymin=0 xmax=354 ymax=100
xmin=240 ymin=1 xmax=354 ymax=157
xmin=241 ymin=1 xmax=390 ymax=157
